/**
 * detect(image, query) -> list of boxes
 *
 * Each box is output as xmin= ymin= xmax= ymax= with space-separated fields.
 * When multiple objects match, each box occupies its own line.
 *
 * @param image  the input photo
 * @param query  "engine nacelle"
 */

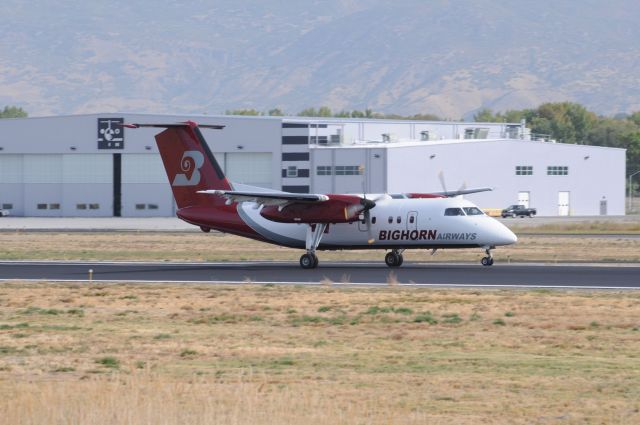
xmin=260 ymin=194 xmax=365 ymax=223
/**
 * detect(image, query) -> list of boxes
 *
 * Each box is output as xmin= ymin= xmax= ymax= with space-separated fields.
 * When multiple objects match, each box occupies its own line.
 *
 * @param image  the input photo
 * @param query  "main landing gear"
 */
xmin=481 ymin=247 xmax=494 ymax=267
xmin=300 ymin=223 xmax=327 ymax=269
xmin=385 ymin=249 xmax=404 ymax=268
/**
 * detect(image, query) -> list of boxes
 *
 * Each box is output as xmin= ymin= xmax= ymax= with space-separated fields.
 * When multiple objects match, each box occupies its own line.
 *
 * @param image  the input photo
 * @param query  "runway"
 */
xmin=1 ymin=261 xmax=639 ymax=289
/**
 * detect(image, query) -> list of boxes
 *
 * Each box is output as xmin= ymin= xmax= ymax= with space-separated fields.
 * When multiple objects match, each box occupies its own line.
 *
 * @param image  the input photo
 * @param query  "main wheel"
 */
xmin=300 ymin=253 xmax=317 ymax=269
xmin=385 ymin=252 xmax=402 ymax=268
xmin=312 ymin=253 xmax=319 ymax=268
xmin=397 ymin=254 xmax=404 ymax=266
xmin=481 ymin=257 xmax=494 ymax=266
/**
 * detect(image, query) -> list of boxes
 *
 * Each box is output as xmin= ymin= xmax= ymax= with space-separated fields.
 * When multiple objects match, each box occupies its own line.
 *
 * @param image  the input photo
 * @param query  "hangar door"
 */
xmin=224 ymin=153 xmax=273 ymax=189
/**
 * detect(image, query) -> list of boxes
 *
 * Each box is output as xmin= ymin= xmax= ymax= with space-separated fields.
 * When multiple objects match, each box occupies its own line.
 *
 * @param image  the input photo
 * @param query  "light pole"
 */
xmin=629 ymin=170 xmax=640 ymax=213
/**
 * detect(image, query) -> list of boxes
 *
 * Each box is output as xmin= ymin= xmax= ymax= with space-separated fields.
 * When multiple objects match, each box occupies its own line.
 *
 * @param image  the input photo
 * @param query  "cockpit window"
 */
xmin=444 ymin=208 xmax=465 ymax=216
xmin=463 ymin=207 xmax=484 ymax=216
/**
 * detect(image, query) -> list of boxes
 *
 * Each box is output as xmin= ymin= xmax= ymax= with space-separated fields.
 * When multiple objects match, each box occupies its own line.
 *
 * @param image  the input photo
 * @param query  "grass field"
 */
xmin=1 ymin=282 xmax=640 ymax=424
xmin=0 ymin=230 xmax=639 ymax=264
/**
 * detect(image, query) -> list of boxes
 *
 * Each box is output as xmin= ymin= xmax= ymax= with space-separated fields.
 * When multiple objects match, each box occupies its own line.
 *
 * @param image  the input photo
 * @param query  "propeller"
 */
xmin=361 ymin=193 xmax=376 ymax=244
xmin=438 ymin=171 xmax=474 ymax=197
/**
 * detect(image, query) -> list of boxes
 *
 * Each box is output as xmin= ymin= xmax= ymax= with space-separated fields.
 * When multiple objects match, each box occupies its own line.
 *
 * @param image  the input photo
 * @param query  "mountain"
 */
xmin=1 ymin=0 xmax=639 ymax=118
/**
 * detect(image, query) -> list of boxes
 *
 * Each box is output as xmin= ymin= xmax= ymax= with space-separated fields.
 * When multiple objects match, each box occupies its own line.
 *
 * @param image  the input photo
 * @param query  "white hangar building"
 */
xmin=0 ymin=113 xmax=626 ymax=217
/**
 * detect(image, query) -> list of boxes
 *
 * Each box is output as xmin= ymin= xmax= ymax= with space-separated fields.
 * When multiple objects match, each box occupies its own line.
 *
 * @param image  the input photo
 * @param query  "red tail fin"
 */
xmin=139 ymin=122 xmax=232 ymax=209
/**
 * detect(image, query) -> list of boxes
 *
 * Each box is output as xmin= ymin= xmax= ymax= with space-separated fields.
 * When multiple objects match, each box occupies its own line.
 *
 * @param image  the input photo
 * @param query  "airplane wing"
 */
xmin=198 ymin=190 xmax=329 ymax=207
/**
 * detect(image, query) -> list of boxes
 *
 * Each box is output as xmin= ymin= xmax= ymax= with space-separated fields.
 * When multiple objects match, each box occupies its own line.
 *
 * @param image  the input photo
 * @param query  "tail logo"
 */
xmin=172 ymin=150 xmax=205 ymax=186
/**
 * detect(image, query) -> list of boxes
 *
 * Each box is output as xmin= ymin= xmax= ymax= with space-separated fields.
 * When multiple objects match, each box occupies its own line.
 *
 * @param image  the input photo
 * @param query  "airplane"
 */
xmin=125 ymin=121 xmax=517 ymax=269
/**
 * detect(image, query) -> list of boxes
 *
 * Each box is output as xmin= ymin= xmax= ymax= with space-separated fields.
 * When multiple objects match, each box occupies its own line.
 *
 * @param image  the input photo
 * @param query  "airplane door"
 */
xmin=407 ymin=211 xmax=418 ymax=231
xmin=358 ymin=214 xmax=369 ymax=232
xmin=558 ymin=191 xmax=570 ymax=216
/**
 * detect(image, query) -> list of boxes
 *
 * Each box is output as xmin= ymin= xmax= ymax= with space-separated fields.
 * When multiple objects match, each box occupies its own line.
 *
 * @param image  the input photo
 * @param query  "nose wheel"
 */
xmin=385 ymin=250 xmax=404 ymax=268
xmin=481 ymin=247 xmax=494 ymax=266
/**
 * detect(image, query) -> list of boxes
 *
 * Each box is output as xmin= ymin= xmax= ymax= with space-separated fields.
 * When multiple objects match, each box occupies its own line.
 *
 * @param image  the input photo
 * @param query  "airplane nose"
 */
xmin=491 ymin=220 xmax=518 ymax=245
xmin=505 ymin=228 xmax=518 ymax=245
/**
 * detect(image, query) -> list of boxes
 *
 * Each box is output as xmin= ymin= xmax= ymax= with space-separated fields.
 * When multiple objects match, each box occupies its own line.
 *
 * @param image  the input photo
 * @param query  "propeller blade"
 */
xmin=438 ymin=171 xmax=448 ymax=193
xmin=366 ymin=209 xmax=375 ymax=244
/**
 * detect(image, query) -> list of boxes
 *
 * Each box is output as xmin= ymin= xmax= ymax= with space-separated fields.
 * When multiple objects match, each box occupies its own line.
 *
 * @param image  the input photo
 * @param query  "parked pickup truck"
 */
xmin=501 ymin=204 xmax=536 ymax=218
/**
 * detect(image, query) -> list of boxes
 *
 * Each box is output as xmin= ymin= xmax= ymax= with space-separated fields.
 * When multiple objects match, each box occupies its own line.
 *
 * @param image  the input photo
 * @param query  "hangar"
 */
xmin=0 ymin=113 xmax=626 ymax=217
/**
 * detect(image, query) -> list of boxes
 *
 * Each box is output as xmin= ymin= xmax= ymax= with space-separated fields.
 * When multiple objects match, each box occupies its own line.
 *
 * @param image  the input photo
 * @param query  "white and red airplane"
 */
xmin=126 ymin=121 xmax=517 ymax=269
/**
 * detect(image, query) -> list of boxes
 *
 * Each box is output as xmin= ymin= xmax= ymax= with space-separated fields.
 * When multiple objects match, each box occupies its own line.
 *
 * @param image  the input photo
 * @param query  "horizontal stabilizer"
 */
xmin=123 ymin=120 xmax=225 ymax=130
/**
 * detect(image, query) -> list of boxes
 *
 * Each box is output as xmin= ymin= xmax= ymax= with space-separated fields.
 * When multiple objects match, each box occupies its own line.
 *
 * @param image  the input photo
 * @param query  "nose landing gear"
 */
xmin=481 ymin=247 xmax=494 ymax=266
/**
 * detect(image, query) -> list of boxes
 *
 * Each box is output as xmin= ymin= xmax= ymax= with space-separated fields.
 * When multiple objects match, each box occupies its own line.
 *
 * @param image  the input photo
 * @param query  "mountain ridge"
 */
xmin=1 ymin=0 xmax=639 ymax=118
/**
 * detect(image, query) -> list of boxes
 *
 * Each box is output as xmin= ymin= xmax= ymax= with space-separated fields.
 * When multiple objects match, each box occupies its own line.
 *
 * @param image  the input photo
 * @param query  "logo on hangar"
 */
xmin=97 ymin=118 xmax=124 ymax=149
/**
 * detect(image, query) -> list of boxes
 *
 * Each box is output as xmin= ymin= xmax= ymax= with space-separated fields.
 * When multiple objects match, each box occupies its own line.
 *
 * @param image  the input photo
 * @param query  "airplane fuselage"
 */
xmin=234 ymin=196 xmax=516 ymax=250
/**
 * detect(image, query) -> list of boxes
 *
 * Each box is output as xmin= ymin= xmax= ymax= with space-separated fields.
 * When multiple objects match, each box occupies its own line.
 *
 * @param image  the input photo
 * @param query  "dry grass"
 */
xmin=1 ymin=282 xmax=640 ymax=424
xmin=0 ymin=231 xmax=639 ymax=263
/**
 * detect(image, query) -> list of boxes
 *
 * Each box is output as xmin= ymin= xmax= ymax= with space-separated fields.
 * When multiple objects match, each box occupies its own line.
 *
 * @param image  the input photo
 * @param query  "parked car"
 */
xmin=501 ymin=204 xmax=536 ymax=218
xmin=0 ymin=209 xmax=9 ymax=217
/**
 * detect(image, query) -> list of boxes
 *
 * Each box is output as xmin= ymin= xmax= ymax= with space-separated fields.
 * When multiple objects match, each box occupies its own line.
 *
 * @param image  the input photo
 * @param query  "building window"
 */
xmin=89 ymin=204 xmax=100 ymax=210
xmin=37 ymin=203 xmax=47 ymax=210
xmin=317 ymin=166 xmax=332 ymax=176
xmin=49 ymin=203 xmax=60 ymax=210
xmin=135 ymin=204 xmax=146 ymax=210
xmin=547 ymin=166 xmax=569 ymax=176
xmin=515 ymin=166 xmax=533 ymax=175
xmin=147 ymin=204 xmax=158 ymax=210
xmin=310 ymin=136 xmax=328 ymax=144
xmin=77 ymin=204 xmax=87 ymax=210
xmin=2 ymin=203 xmax=13 ymax=209
xmin=335 ymin=165 xmax=363 ymax=176
xmin=287 ymin=166 xmax=298 ymax=177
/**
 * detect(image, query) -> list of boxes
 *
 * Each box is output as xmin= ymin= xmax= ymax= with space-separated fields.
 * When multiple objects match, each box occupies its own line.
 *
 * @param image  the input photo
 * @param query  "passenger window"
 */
xmin=396 ymin=216 xmax=401 ymax=223
xmin=444 ymin=208 xmax=465 ymax=216
xmin=463 ymin=207 xmax=484 ymax=216
xmin=409 ymin=216 xmax=415 ymax=224
xmin=372 ymin=217 xmax=377 ymax=224
xmin=388 ymin=216 xmax=393 ymax=224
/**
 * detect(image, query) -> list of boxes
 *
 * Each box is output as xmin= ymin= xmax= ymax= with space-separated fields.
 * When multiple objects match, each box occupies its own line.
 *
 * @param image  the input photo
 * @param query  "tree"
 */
xmin=0 ymin=106 xmax=28 ymax=118
xmin=268 ymin=108 xmax=284 ymax=116
xmin=473 ymin=108 xmax=504 ymax=122
xmin=225 ymin=109 xmax=262 ymax=116
xmin=297 ymin=107 xmax=318 ymax=117
xmin=586 ymin=117 xmax=636 ymax=148
xmin=628 ymin=111 xmax=640 ymax=127
xmin=317 ymin=106 xmax=333 ymax=117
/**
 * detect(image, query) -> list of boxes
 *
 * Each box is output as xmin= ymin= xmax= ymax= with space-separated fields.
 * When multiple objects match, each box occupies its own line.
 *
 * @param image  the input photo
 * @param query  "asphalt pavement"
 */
xmin=1 ymin=261 xmax=638 ymax=289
